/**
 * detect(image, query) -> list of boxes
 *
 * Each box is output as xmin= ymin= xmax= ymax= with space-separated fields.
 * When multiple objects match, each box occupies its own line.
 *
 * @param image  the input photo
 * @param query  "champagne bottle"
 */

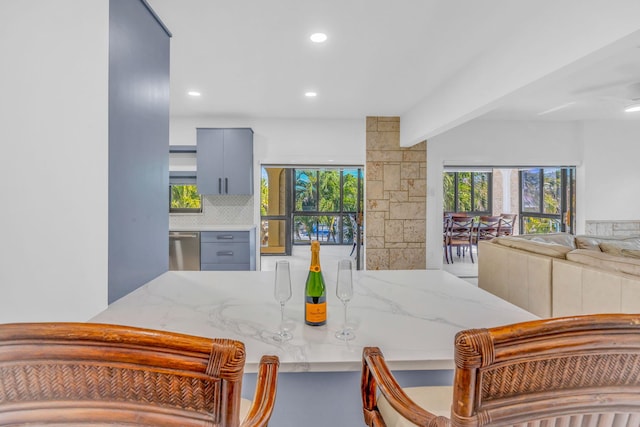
xmin=305 ymin=240 xmax=326 ymax=326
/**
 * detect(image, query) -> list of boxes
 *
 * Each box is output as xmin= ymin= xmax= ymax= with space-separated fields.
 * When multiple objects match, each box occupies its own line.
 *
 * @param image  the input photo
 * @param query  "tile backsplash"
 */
xmin=170 ymin=195 xmax=254 ymax=227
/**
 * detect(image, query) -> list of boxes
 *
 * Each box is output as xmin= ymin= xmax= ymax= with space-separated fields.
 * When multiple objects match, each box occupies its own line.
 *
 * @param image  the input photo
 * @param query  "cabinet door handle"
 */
xmin=218 ymin=178 xmax=222 ymax=194
xmin=217 ymin=235 xmax=234 ymax=240
xmin=217 ymin=251 xmax=234 ymax=256
xmin=225 ymin=177 xmax=228 ymax=194
xmin=169 ymin=233 xmax=199 ymax=239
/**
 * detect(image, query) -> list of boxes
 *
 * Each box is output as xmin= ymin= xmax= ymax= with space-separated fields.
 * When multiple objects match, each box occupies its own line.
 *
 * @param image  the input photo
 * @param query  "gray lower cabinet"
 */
xmin=197 ymin=128 xmax=253 ymax=195
xmin=201 ymin=231 xmax=255 ymax=271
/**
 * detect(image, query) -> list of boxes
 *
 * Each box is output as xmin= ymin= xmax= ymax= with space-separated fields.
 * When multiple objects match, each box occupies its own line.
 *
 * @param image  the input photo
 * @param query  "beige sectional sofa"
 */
xmin=478 ymin=233 xmax=640 ymax=318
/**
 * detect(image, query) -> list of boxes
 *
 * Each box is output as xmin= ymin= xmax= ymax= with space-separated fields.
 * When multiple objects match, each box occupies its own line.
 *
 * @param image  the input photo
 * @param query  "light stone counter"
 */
xmin=91 ymin=269 xmax=537 ymax=373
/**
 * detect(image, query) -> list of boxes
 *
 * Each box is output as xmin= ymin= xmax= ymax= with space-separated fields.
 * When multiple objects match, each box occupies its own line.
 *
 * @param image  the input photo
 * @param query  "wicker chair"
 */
xmin=361 ymin=314 xmax=640 ymax=427
xmin=0 ymin=322 xmax=279 ymax=426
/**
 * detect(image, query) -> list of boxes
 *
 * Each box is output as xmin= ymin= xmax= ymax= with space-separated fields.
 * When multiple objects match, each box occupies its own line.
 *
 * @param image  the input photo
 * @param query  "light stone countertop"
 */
xmin=169 ymin=224 xmax=256 ymax=232
xmin=90 ymin=269 xmax=537 ymax=373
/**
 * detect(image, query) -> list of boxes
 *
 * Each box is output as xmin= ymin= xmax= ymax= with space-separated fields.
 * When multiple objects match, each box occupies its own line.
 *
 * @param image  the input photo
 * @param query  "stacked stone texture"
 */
xmin=366 ymin=117 xmax=426 ymax=270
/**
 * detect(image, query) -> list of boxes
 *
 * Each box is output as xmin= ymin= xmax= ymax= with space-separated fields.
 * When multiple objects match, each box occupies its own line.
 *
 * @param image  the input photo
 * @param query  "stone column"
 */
xmin=366 ymin=117 xmax=426 ymax=270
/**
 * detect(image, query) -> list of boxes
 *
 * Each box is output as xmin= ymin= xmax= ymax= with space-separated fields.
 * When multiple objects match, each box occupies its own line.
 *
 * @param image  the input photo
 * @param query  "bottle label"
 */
xmin=306 ymin=302 xmax=327 ymax=323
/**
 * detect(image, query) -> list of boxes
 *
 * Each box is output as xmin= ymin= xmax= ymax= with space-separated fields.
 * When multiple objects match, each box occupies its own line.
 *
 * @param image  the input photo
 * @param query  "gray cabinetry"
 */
xmin=201 ymin=231 xmax=256 ymax=271
xmin=197 ymin=128 xmax=253 ymax=195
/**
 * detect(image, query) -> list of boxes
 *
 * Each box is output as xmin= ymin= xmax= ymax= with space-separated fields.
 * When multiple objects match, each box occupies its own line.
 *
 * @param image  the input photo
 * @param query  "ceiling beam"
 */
xmin=400 ymin=1 xmax=640 ymax=146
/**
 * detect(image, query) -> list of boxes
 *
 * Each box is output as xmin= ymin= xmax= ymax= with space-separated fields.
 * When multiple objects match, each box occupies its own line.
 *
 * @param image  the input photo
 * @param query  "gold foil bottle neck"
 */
xmin=309 ymin=240 xmax=321 ymax=271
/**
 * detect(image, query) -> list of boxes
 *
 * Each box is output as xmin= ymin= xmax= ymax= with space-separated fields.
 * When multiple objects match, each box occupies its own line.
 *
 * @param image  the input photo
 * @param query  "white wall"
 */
xmin=0 ymin=1 xmax=109 ymax=322
xmin=170 ymin=116 xmax=365 ymax=269
xmin=175 ymin=116 xmax=640 ymax=272
xmin=581 ymin=121 xmax=640 ymax=221
xmin=402 ymin=5 xmax=640 ymax=145
xmin=427 ymin=120 xmax=584 ymax=268
xmin=170 ymin=116 xmax=366 ymax=210
xmin=170 ymin=116 xmax=365 ymax=166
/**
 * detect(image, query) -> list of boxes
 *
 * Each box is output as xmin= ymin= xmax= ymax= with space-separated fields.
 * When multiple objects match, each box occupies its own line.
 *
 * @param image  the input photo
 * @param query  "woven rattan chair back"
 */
xmin=0 ymin=322 xmax=279 ymax=426
xmin=362 ymin=314 xmax=640 ymax=427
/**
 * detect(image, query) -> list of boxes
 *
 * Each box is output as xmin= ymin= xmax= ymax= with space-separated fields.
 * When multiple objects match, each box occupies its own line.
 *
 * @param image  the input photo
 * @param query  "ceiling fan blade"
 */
xmin=537 ymin=101 xmax=577 ymax=116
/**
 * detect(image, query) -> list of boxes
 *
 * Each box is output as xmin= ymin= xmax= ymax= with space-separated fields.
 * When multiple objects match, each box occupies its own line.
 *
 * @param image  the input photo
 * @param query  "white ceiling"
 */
xmin=147 ymin=0 xmax=640 ymax=124
xmin=483 ymin=41 xmax=640 ymax=121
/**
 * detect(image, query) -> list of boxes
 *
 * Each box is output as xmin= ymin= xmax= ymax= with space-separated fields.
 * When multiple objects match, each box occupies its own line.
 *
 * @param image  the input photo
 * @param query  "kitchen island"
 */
xmin=91 ymin=269 xmax=537 ymax=426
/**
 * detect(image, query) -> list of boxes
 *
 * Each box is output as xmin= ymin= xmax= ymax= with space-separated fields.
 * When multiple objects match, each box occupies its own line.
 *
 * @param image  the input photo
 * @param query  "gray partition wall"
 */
xmin=108 ymin=0 xmax=171 ymax=303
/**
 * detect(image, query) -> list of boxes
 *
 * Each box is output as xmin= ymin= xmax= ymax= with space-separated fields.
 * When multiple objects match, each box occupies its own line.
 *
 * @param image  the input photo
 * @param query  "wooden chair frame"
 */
xmin=0 ymin=322 xmax=279 ymax=427
xmin=497 ymin=213 xmax=517 ymax=236
xmin=473 ymin=215 xmax=502 ymax=255
xmin=362 ymin=314 xmax=640 ymax=427
xmin=446 ymin=216 xmax=475 ymax=264
xmin=443 ymin=215 xmax=451 ymax=264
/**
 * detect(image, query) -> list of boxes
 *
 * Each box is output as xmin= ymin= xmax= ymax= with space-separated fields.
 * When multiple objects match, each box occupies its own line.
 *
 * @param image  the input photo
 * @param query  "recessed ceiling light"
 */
xmin=188 ymin=91 xmax=201 ymax=97
xmin=305 ymin=92 xmax=317 ymax=97
xmin=310 ymin=33 xmax=327 ymax=43
xmin=624 ymin=103 xmax=640 ymax=113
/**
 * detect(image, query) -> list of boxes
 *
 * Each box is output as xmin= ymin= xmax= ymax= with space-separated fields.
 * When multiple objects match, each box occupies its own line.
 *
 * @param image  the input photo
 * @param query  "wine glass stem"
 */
xmin=343 ymin=301 xmax=348 ymax=330
xmin=280 ymin=302 xmax=285 ymax=333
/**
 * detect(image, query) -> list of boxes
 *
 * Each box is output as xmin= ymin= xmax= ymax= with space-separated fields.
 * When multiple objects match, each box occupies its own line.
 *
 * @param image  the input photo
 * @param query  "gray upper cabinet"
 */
xmin=197 ymin=128 xmax=254 ymax=195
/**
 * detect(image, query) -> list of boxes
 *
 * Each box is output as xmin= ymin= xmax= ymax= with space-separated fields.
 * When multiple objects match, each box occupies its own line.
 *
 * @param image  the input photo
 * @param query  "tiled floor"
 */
xmin=442 ymin=247 xmax=479 ymax=286
xmin=261 ymin=244 xmax=479 ymax=286
xmin=260 ymin=244 xmax=358 ymax=272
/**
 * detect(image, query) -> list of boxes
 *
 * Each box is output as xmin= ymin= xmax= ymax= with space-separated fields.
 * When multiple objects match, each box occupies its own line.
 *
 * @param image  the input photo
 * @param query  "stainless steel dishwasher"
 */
xmin=169 ymin=231 xmax=201 ymax=270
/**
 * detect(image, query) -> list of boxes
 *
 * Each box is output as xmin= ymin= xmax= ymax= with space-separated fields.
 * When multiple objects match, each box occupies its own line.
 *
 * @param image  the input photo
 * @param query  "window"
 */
xmin=443 ymin=171 xmax=492 ymax=215
xmin=260 ymin=166 xmax=364 ymax=269
xmin=519 ymin=167 xmax=575 ymax=234
xmin=169 ymin=174 xmax=202 ymax=213
xmin=292 ymin=168 xmax=362 ymax=245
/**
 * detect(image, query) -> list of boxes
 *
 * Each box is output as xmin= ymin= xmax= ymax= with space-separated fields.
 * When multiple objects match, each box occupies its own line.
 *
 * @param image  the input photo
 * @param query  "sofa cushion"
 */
xmin=517 ymin=233 xmax=576 ymax=248
xmin=575 ymin=236 xmax=604 ymax=250
xmin=493 ymin=237 xmax=572 ymax=259
xmin=566 ymin=249 xmax=640 ymax=277
xmin=599 ymin=241 xmax=640 ymax=257
xmin=621 ymin=249 xmax=640 ymax=259
xmin=575 ymin=235 xmax=640 ymax=251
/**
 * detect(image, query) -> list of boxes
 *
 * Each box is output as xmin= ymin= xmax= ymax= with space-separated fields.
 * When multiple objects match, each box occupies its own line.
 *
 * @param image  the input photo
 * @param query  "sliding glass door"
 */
xmin=261 ymin=166 xmax=364 ymax=268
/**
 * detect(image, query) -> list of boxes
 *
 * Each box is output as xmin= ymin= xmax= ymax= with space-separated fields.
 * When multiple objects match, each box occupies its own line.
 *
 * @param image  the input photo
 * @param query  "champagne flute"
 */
xmin=273 ymin=260 xmax=293 ymax=342
xmin=335 ymin=259 xmax=355 ymax=341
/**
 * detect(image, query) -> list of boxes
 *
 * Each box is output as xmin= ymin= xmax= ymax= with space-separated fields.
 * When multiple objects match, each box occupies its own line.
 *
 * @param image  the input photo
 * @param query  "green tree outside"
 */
xmin=171 ymin=185 xmax=200 ymax=209
xmin=521 ymin=168 xmax=562 ymax=233
xmin=261 ymin=168 xmax=361 ymax=244
xmin=260 ymin=177 xmax=268 ymax=216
